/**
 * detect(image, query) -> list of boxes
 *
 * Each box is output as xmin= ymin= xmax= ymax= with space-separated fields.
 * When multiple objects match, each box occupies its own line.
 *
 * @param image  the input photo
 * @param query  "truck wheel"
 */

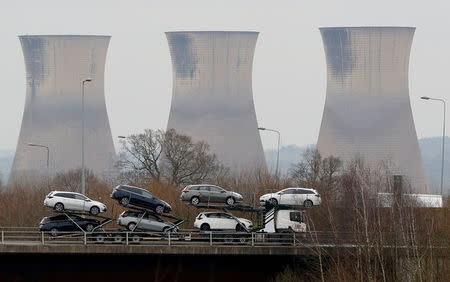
xmin=200 ymin=223 xmax=210 ymax=231
xmin=131 ymin=235 xmax=140 ymax=243
xmin=304 ymin=200 xmax=313 ymax=209
xmin=113 ymin=234 xmax=123 ymax=243
xmin=95 ymin=234 xmax=105 ymax=243
xmin=226 ymin=197 xmax=235 ymax=206
xmin=268 ymin=198 xmax=278 ymax=206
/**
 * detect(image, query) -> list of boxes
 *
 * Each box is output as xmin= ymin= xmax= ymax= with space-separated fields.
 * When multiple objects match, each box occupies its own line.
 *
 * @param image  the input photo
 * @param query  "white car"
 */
xmin=259 ymin=188 xmax=321 ymax=208
xmin=44 ymin=191 xmax=107 ymax=215
xmin=194 ymin=212 xmax=253 ymax=231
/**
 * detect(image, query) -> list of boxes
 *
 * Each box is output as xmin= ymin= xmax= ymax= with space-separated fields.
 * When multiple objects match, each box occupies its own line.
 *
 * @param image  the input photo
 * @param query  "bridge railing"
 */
xmin=0 ymin=229 xmax=314 ymax=247
xmin=2 ymin=229 xmax=442 ymax=248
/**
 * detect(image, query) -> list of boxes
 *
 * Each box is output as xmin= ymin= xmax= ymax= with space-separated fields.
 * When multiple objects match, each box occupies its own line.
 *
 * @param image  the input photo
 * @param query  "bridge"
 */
xmin=0 ymin=228 xmax=447 ymax=257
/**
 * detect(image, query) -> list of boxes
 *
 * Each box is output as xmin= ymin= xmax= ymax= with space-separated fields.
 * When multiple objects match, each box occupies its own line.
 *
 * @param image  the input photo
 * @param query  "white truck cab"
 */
xmin=262 ymin=208 xmax=306 ymax=233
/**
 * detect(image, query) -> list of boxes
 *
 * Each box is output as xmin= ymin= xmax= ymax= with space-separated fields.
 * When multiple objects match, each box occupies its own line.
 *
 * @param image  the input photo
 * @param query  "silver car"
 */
xmin=181 ymin=184 xmax=243 ymax=206
xmin=117 ymin=211 xmax=178 ymax=232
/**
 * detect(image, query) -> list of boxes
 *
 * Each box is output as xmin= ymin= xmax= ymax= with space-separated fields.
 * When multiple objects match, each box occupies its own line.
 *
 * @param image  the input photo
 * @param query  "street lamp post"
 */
xmin=27 ymin=143 xmax=49 ymax=189
xmin=421 ymin=96 xmax=446 ymax=196
xmin=81 ymin=78 xmax=92 ymax=195
xmin=258 ymin=127 xmax=281 ymax=177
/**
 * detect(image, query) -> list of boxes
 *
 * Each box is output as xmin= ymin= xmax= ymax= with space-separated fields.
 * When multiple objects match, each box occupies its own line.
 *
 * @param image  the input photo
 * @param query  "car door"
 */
xmin=208 ymin=186 xmax=223 ymax=203
xmin=51 ymin=215 xmax=68 ymax=231
xmin=59 ymin=193 xmax=76 ymax=210
xmin=141 ymin=190 xmax=156 ymax=209
xmin=279 ymin=189 xmax=294 ymax=205
xmin=199 ymin=186 xmax=211 ymax=202
xmin=296 ymin=189 xmax=308 ymax=204
xmin=144 ymin=214 xmax=164 ymax=231
xmin=61 ymin=215 xmax=79 ymax=231
xmin=220 ymin=213 xmax=236 ymax=230
xmin=72 ymin=194 xmax=88 ymax=211
xmin=127 ymin=188 xmax=141 ymax=206
xmin=134 ymin=213 xmax=148 ymax=230
xmin=206 ymin=213 xmax=220 ymax=229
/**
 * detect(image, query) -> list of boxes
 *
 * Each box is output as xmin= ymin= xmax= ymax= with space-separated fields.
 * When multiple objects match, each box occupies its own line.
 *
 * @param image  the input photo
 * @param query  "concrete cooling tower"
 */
xmin=317 ymin=27 xmax=429 ymax=193
xmin=9 ymin=35 xmax=116 ymax=187
xmin=165 ymin=31 xmax=266 ymax=172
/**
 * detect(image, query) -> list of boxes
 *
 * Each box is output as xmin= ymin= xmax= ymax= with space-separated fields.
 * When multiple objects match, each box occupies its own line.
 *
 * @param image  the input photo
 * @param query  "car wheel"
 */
xmin=54 ymin=203 xmax=64 ymax=212
xmin=236 ymin=224 xmax=246 ymax=232
xmin=85 ymin=224 xmax=95 ymax=232
xmin=155 ymin=205 xmax=164 ymax=214
xmin=162 ymin=227 xmax=169 ymax=233
xmin=50 ymin=228 xmax=58 ymax=237
xmin=239 ymin=237 xmax=247 ymax=244
xmin=200 ymin=223 xmax=210 ymax=231
xmin=120 ymin=197 xmax=130 ymax=206
xmin=268 ymin=198 xmax=278 ymax=206
xmin=90 ymin=206 xmax=100 ymax=215
xmin=127 ymin=222 xmax=137 ymax=231
xmin=304 ymin=200 xmax=313 ymax=209
xmin=190 ymin=196 xmax=200 ymax=206
xmin=226 ymin=197 xmax=235 ymax=206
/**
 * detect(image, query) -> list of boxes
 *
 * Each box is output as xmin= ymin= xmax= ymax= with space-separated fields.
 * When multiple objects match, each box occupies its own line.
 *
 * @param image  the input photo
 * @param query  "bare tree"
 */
xmin=118 ymin=129 xmax=164 ymax=183
xmin=118 ymin=129 xmax=226 ymax=186
xmin=290 ymin=148 xmax=342 ymax=188
xmin=162 ymin=129 xmax=224 ymax=186
xmin=51 ymin=168 xmax=99 ymax=193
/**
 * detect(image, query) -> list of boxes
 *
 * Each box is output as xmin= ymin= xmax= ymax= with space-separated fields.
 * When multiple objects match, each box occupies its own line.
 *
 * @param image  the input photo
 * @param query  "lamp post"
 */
xmin=258 ymin=127 xmax=281 ymax=177
xmin=27 ymin=143 xmax=49 ymax=189
xmin=81 ymin=78 xmax=92 ymax=195
xmin=421 ymin=96 xmax=446 ymax=195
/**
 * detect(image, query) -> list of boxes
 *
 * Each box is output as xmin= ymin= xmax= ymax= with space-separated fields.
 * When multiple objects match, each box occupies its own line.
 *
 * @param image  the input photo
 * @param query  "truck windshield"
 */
xmin=290 ymin=212 xmax=303 ymax=223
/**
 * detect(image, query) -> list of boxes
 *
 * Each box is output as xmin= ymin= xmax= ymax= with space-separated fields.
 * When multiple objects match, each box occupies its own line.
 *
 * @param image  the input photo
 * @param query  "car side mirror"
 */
xmin=85 ymin=199 xmax=91 ymax=202
xmin=221 ymin=190 xmax=226 ymax=193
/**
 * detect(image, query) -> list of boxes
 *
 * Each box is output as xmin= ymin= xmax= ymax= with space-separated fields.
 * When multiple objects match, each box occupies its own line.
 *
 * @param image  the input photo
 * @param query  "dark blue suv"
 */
xmin=38 ymin=214 xmax=100 ymax=236
xmin=110 ymin=185 xmax=172 ymax=214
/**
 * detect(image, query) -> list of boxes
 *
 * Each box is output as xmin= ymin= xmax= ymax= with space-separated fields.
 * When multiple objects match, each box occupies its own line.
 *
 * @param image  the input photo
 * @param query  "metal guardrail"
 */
xmin=1 ymin=229 xmax=445 ymax=248
xmin=0 ymin=229 xmax=312 ymax=247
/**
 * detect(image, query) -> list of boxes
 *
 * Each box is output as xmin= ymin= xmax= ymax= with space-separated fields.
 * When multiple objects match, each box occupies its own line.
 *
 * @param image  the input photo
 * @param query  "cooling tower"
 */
xmin=165 ymin=31 xmax=266 ymax=171
xmin=9 ymin=35 xmax=116 ymax=187
xmin=317 ymin=27 xmax=429 ymax=193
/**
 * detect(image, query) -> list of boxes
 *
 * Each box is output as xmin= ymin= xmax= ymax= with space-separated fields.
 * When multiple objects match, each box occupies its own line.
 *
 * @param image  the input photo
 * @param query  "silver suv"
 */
xmin=181 ymin=184 xmax=243 ymax=206
xmin=117 ymin=211 xmax=178 ymax=232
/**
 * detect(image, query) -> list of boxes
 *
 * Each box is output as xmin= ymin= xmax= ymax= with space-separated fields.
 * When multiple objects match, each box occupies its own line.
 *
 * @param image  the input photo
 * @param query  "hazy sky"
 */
xmin=0 ymin=0 xmax=448 ymax=151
